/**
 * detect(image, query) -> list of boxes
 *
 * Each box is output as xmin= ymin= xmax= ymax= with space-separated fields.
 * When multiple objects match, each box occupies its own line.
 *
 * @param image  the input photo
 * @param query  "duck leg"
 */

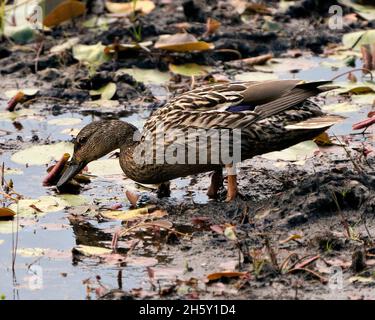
xmin=157 ymin=181 xmax=171 ymax=198
xmin=225 ymin=164 xmax=238 ymax=202
xmin=207 ymin=169 xmax=223 ymax=199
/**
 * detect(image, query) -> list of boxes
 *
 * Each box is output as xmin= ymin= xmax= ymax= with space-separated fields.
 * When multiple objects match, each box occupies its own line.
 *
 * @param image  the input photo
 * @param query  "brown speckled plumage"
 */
xmin=57 ymin=80 xmax=343 ymax=195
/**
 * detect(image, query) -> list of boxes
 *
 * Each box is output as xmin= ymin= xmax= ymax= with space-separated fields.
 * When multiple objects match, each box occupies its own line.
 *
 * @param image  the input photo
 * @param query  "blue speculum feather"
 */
xmin=226 ymin=104 xmax=256 ymax=112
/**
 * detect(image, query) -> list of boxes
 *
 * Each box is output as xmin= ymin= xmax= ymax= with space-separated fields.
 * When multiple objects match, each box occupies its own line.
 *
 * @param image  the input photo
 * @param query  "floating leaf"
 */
xmin=73 ymin=245 xmax=112 ymax=256
xmin=11 ymin=142 xmax=73 ymax=166
xmin=314 ymin=132 xmax=333 ymax=146
xmin=72 ymin=42 xmax=111 ymax=67
xmin=169 ymin=63 xmax=211 ymax=77
xmin=105 ymin=0 xmax=155 ymax=15
xmin=0 ymin=207 xmax=16 ymax=219
xmin=262 ymin=140 xmax=320 ymax=162
xmin=322 ymin=102 xmax=360 ymax=113
xmin=43 ymin=0 xmax=86 ymax=27
xmin=87 ymin=158 xmax=123 ymax=176
xmin=89 ymin=82 xmax=117 ymax=100
xmin=8 ymin=195 xmax=87 ymax=216
xmin=117 ymin=68 xmax=171 ymax=85
xmin=101 ymin=208 xmax=149 ymax=221
xmin=48 ymin=118 xmax=82 ymax=126
xmin=155 ymin=33 xmax=214 ymax=52
xmin=207 ymin=271 xmax=247 ymax=282
xmin=343 ymin=30 xmax=375 ymax=50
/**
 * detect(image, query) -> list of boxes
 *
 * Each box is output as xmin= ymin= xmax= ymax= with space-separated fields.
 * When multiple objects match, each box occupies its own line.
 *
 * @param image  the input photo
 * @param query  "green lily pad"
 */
xmin=72 ymin=42 xmax=111 ymax=67
xmin=117 ymin=68 xmax=171 ymax=85
xmin=0 ymin=109 xmax=39 ymax=121
xmin=89 ymin=82 xmax=117 ymax=100
xmin=8 ymin=195 xmax=87 ymax=216
xmin=87 ymin=159 xmax=123 ymax=176
xmin=11 ymin=142 xmax=73 ymax=165
xmin=343 ymin=29 xmax=375 ymax=50
xmin=169 ymin=63 xmax=212 ymax=77
xmin=351 ymin=93 xmax=375 ymax=105
xmin=262 ymin=140 xmax=319 ymax=162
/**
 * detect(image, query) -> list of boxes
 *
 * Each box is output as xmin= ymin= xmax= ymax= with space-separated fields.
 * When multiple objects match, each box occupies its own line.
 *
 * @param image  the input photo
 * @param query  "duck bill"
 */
xmin=56 ymin=161 xmax=86 ymax=188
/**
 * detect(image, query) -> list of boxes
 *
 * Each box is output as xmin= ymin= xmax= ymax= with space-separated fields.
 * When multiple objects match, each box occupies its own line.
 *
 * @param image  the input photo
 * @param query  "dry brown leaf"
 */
xmin=279 ymin=234 xmax=302 ymax=244
xmin=105 ymin=0 xmax=155 ymax=15
xmin=43 ymin=1 xmax=86 ymax=27
xmin=0 ymin=207 xmax=16 ymax=219
xmin=155 ymin=33 xmax=214 ymax=52
xmin=207 ymin=271 xmax=248 ymax=282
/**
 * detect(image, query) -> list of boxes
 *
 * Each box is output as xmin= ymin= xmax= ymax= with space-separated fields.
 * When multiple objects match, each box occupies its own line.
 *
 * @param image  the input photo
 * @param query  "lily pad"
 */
xmin=117 ymin=68 xmax=171 ymax=85
xmin=48 ymin=118 xmax=82 ymax=126
xmin=262 ymin=140 xmax=319 ymax=162
xmin=322 ymin=102 xmax=360 ymax=113
xmin=11 ymin=142 xmax=73 ymax=166
xmin=105 ymin=0 xmax=155 ymax=15
xmin=169 ymin=63 xmax=212 ymax=77
xmin=72 ymin=42 xmax=111 ymax=67
xmin=89 ymin=82 xmax=117 ymax=100
xmin=88 ymin=158 xmax=123 ymax=176
xmin=8 ymin=195 xmax=87 ymax=216
xmin=342 ymin=29 xmax=375 ymax=50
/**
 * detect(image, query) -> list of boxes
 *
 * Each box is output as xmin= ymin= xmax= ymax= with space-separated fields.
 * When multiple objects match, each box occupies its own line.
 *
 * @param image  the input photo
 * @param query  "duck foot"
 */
xmin=157 ymin=182 xmax=171 ymax=198
xmin=207 ymin=170 xmax=223 ymax=199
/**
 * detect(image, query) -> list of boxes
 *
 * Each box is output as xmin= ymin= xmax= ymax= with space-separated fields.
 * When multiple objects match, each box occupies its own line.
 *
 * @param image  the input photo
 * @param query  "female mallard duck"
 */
xmin=57 ymin=79 xmax=342 ymax=201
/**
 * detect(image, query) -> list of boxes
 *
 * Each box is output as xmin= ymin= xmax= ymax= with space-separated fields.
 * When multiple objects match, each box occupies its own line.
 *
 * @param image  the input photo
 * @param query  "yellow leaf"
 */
xmin=155 ymin=33 xmax=214 ymax=52
xmin=0 ymin=207 xmax=16 ymax=219
xmin=169 ymin=63 xmax=211 ymax=77
xmin=314 ymin=132 xmax=333 ymax=146
xmin=101 ymin=208 xmax=149 ymax=221
xmin=279 ymin=234 xmax=302 ymax=244
xmin=105 ymin=0 xmax=155 ymax=15
xmin=43 ymin=0 xmax=86 ymax=27
xmin=73 ymin=245 xmax=112 ymax=256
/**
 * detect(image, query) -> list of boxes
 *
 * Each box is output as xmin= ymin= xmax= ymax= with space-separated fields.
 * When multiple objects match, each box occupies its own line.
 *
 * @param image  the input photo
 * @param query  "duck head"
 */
xmin=56 ymin=120 xmax=138 ymax=188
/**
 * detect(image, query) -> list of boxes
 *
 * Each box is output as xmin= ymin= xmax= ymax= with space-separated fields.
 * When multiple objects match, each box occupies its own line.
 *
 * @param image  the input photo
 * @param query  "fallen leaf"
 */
xmin=89 ymin=82 xmax=117 ymax=100
xmin=338 ymin=0 xmax=375 ymax=22
xmin=279 ymin=234 xmax=302 ymax=244
xmin=0 ymin=207 xmax=16 ymax=219
xmin=155 ymin=33 xmax=214 ymax=52
xmin=73 ymin=245 xmax=112 ymax=256
xmin=105 ymin=0 xmax=155 ymax=15
xmin=210 ymin=224 xmax=224 ymax=234
xmin=207 ymin=271 xmax=248 ymax=282
xmin=50 ymin=37 xmax=80 ymax=54
xmin=72 ymin=42 xmax=111 ymax=67
xmin=314 ymin=132 xmax=333 ymax=146
xmin=101 ymin=207 xmax=149 ymax=221
xmin=262 ymin=140 xmax=320 ymax=162
xmin=224 ymin=226 xmax=237 ymax=241
xmin=342 ymin=29 xmax=375 ymax=50
xmin=44 ymin=0 xmax=86 ymax=27
xmin=169 ymin=63 xmax=211 ymax=77
xmin=205 ymin=18 xmax=221 ymax=36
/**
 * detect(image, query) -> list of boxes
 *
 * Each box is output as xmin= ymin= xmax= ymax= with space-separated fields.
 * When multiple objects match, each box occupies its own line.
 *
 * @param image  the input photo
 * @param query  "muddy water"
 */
xmin=0 ymin=58 xmax=373 ymax=299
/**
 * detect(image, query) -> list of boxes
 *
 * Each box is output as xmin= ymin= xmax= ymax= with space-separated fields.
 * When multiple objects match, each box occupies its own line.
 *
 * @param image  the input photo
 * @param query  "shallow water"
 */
xmin=0 ymin=57 xmax=374 ymax=299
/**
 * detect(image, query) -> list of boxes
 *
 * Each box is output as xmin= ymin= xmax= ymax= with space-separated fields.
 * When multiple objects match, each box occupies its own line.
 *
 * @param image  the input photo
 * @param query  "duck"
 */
xmin=56 ymin=79 xmax=343 ymax=201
